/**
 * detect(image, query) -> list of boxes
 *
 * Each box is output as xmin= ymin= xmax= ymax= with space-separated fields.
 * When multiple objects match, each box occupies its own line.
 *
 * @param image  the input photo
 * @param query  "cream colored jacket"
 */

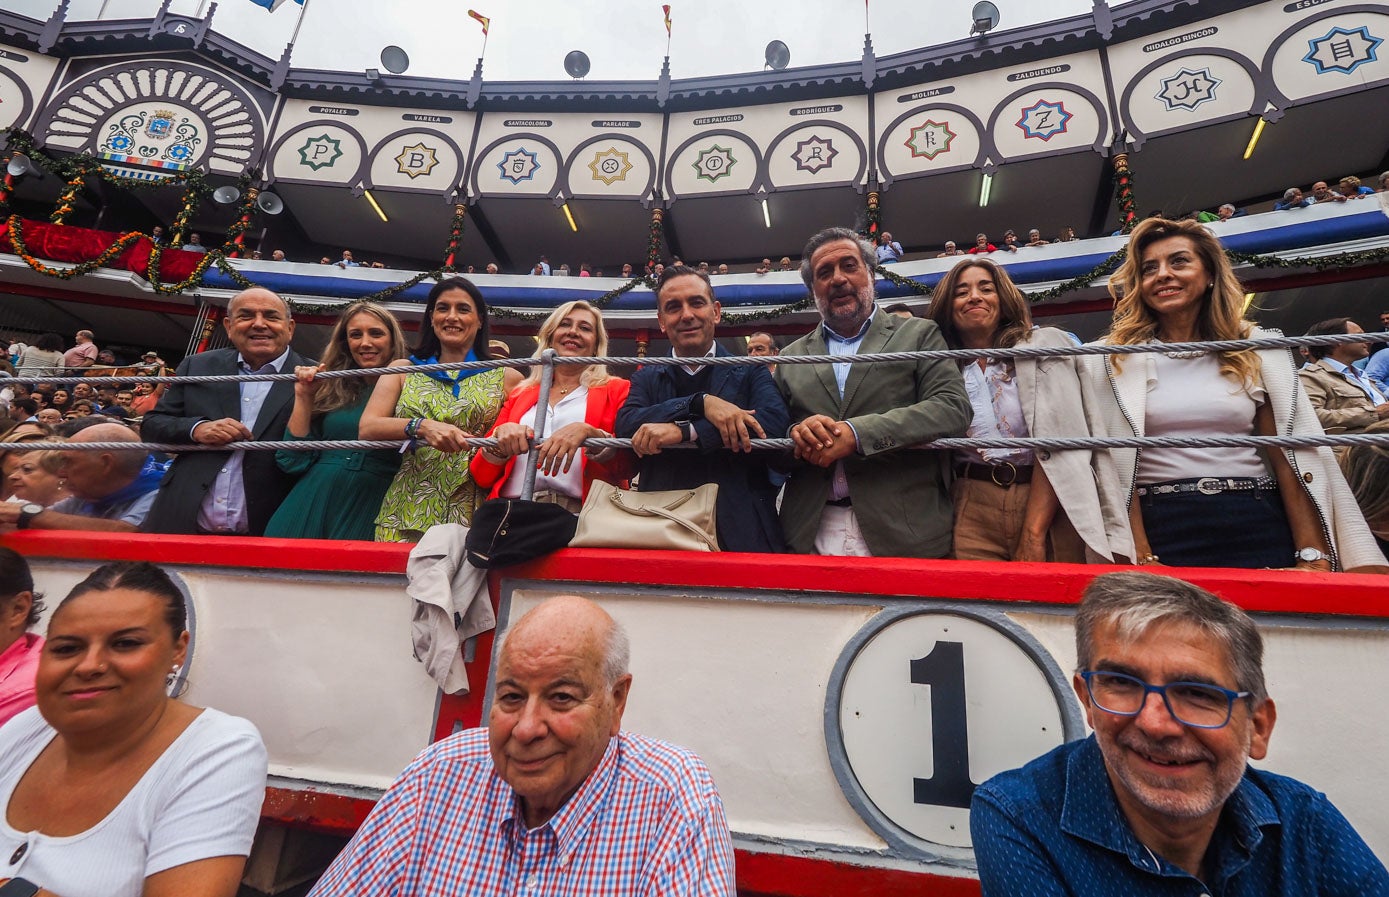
xmin=1083 ymin=328 xmax=1386 ymax=571
xmin=1014 ymin=328 xmax=1134 ymax=563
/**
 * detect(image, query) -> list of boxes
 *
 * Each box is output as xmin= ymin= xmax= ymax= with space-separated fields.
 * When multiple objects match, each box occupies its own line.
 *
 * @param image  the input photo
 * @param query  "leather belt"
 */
xmin=956 ymin=461 xmax=1033 ymax=487
xmin=531 ymin=490 xmax=583 ymax=515
xmin=1136 ymin=476 xmax=1277 ymax=497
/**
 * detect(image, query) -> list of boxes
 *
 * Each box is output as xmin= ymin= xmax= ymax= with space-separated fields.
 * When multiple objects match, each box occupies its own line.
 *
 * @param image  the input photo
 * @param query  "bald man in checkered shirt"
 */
xmin=309 ymin=596 xmax=736 ymax=896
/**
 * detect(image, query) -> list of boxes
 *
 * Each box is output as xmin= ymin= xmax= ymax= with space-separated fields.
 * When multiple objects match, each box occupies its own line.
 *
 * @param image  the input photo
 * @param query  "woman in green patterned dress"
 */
xmin=264 ymin=300 xmax=407 ymax=540
xmin=362 ymin=278 xmax=522 ymax=542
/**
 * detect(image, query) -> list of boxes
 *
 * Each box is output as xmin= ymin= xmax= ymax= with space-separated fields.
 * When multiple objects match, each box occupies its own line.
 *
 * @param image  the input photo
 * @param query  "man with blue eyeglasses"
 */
xmin=971 ymin=572 xmax=1387 ymax=896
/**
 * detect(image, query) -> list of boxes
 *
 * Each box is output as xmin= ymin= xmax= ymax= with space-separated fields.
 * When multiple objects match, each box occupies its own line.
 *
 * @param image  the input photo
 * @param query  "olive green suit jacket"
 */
xmin=774 ymin=310 xmax=972 ymax=558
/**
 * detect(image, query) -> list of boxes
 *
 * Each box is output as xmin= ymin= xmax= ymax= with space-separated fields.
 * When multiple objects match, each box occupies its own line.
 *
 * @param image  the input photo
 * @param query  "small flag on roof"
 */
xmin=468 ymin=9 xmax=490 ymax=35
xmin=247 ymin=0 xmax=304 ymax=10
xmin=662 ymin=4 xmax=672 ymax=36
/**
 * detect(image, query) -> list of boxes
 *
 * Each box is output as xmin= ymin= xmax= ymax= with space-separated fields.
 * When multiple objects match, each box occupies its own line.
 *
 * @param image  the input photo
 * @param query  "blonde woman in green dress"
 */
xmin=361 ymin=278 xmax=522 ymax=541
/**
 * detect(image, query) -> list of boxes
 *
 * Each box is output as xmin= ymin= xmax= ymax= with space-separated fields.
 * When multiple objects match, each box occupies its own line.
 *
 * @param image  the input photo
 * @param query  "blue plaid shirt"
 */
xmin=971 ymin=736 xmax=1388 ymax=896
xmin=309 ymin=729 xmax=735 ymax=897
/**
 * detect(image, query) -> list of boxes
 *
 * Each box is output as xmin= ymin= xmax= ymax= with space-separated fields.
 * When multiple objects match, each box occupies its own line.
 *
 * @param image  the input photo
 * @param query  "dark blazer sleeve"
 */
xmin=141 ymin=354 xmax=216 ymax=444
xmin=691 ymin=363 xmax=788 ymax=452
xmin=614 ymin=366 xmax=696 ymax=437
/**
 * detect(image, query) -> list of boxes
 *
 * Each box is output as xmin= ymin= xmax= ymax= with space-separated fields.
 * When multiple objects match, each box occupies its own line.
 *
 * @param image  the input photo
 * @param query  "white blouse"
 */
xmin=499 ymin=386 xmax=589 ymax=500
xmin=959 ymin=359 xmax=1033 ymax=466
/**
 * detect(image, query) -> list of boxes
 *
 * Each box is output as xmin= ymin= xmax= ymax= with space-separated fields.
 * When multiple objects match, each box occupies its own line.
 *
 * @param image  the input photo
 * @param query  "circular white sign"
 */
xmin=833 ymin=610 xmax=1071 ymax=850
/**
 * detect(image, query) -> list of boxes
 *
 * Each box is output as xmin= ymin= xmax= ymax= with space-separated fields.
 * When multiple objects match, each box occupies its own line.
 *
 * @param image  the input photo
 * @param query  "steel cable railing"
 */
xmin=8 ymin=330 xmax=1386 ymax=387
xmin=10 ymin=333 xmax=1389 ymax=501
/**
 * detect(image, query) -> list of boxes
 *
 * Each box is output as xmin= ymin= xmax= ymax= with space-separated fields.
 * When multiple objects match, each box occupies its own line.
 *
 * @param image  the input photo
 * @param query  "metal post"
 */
xmin=520 ymin=348 xmax=556 ymax=500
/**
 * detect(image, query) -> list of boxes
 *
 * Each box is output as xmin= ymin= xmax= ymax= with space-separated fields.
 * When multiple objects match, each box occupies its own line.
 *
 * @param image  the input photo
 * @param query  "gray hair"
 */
xmin=1219 ymin=203 xmax=1236 ymax=213
xmin=799 ymin=226 xmax=875 ymax=291
xmin=601 ymin=617 xmax=631 ymax=687
xmin=1283 ymin=187 xmax=1301 ymax=201
xmin=1075 ymin=572 xmax=1267 ymax=703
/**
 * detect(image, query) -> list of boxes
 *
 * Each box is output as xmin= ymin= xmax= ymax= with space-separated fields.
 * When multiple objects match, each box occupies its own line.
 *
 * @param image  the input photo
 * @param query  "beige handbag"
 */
xmin=570 ymin=481 xmax=720 ymax=552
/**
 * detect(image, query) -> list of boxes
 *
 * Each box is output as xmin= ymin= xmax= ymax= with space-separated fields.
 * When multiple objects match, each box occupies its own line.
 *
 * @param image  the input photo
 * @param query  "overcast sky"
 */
xmin=26 ymin=0 xmax=1104 ymax=82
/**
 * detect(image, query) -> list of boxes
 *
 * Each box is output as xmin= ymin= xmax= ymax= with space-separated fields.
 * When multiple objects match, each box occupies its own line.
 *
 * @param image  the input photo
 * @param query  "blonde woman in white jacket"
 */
xmin=1087 ymin=217 xmax=1386 ymax=572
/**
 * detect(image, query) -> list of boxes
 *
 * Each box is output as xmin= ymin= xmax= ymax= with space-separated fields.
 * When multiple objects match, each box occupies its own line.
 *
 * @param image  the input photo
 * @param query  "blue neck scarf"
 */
xmin=81 ymin=455 xmax=168 ymax=518
xmin=410 ymin=349 xmax=490 ymax=398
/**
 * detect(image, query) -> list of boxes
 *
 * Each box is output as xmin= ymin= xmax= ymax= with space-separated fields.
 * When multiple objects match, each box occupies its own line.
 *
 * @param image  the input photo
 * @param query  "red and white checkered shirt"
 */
xmin=308 ymin=728 xmax=736 ymax=897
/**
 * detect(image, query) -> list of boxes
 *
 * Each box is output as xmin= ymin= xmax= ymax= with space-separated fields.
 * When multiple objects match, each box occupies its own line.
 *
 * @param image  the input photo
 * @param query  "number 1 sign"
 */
xmin=826 ymin=606 xmax=1083 ymax=859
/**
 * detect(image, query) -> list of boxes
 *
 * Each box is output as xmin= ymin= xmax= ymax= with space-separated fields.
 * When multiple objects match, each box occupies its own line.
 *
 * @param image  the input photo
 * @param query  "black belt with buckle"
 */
xmin=957 ymin=461 xmax=1033 ymax=487
xmin=826 ymin=497 xmax=853 ymax=507
xmin=1136 ymin=476 xmax=1278 ymax=498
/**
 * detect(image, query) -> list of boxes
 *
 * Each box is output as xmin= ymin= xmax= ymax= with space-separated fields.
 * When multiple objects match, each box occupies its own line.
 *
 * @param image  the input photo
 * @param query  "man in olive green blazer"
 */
xmin=775 ymin=228 xmax=972 ymax=558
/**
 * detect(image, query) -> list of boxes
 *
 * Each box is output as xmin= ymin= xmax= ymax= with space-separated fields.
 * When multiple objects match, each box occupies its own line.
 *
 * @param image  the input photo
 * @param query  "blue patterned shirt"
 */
xmin=308 ymin=728 xmax=735 ymax=897
xmin=971 ymin=736 xmax=1388 ymax=897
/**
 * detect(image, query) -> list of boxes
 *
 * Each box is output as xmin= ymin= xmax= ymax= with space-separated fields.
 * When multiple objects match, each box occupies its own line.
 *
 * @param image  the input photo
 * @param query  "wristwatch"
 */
xmin=0 ymin=877 xmax=40 ymax=897
xmin=1295 ymin=547 xmax=1328 ymax=563
xmin=15 ymin=503 xmax=43 ymax=529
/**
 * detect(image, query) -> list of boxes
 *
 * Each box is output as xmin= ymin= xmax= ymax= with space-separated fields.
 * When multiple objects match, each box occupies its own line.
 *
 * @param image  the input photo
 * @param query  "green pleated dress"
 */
xmin=264 ymin=393 xmax=402 ymax=540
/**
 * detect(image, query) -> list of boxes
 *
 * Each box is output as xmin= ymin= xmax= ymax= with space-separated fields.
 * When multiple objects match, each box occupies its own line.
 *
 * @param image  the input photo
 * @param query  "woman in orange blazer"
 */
xmin=471 ymin=300 xmax=630 ymax=512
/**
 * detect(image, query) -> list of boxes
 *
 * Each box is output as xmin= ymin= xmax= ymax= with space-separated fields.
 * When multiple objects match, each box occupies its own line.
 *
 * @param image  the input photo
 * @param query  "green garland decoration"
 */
xmin=1226 ymin=245 xmax=1389 ymax=272
xmin=646 ymin=208 xmax=664 ymax=271
xmin=5 ymin=129 xmax=212 ymax=201
xmin=1113 ymin=155 xmax=1137 ymax=236
xmin=490 ymin=273 xmax=657 ymax=323
xmin=871 ymin=249 xmax=1131 ymax=305
xmin=441 ymin=205 xmax=467 ymax=273
xmin=721 ymin=294 xmax=817 ymax=324
xmin=214 ymin=174 xmax=258 ymax=258
xmin=873 ymin=263 xmax=933 ymax=297
xmin=1024 ymin=248 xmax=1129 ymax=303
xmin=50 ymin=172 xmax=86 ymax=224
xmin=859 ymin=191 xmax=882 ymax=241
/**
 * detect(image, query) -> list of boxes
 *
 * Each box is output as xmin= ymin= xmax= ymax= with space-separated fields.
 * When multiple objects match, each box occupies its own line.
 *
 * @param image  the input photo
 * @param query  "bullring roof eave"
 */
xmin=1 ymin=0 xmax=1280 ymax=113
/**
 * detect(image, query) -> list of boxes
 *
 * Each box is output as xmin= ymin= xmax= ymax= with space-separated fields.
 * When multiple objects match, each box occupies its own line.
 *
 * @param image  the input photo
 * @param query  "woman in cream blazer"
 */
xmin=926 ymin=258 xmax=1133 ymax=564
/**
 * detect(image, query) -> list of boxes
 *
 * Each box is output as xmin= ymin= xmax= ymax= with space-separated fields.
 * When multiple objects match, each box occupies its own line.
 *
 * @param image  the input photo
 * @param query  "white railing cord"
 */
xmin=11 ymin=433 xmax=1389 ymax=455
xmin=14 ymin=331 xmax=1389 ymax=503
xmin=520 ymin=348 xmax=557 ymax=499
xmin=6 ymin=331 xmax=1385 ymax=387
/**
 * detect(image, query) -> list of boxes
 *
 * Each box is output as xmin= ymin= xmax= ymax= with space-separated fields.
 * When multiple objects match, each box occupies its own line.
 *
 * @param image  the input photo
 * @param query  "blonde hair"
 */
xmin=313 ymin=301 xmax=408 ymax=414
xmin=523 ymin=300 xmax=610 ymax=387
xmin=1106 ymin=217 xmax=1258 ymax=387
xmin=35 ymin=449 xmax=65 ymax=476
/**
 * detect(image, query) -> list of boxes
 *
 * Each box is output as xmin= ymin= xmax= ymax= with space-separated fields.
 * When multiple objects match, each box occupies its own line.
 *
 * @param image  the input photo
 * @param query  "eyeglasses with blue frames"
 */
xmin=1079 ymin=670 xmax=1252 ymax=729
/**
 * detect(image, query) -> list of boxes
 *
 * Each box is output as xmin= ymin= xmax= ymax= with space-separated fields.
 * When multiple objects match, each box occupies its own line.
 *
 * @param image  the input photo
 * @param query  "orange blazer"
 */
xmin=470 ymin=377 xmax=632 ymax=500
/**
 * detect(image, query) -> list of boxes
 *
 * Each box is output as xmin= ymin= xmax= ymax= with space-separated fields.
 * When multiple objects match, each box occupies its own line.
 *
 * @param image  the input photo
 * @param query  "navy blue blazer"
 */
xmin=615 ymin=345 xmax=789 ymax=553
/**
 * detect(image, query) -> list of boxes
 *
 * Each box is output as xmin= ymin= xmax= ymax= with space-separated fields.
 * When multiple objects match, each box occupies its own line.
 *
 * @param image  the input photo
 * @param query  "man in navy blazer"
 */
xmin=142 ymin=288 xmax=311 ymax=535
xmin=615 ymin=266 xmax=789 ymax=553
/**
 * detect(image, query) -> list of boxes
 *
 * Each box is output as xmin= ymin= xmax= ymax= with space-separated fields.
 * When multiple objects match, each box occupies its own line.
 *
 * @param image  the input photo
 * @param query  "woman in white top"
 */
xmin=14 ymin=335 xmax=64 ymax=381
xmin=926 ymin=258 xmax=1131 ymax=563
xmin=470 ymin=300 xmax=630 ymax=513
xmin=1088 ymin=217 xmax=1385 ymax=571
xmin=0 ymin=561 xmax=268 ymax=897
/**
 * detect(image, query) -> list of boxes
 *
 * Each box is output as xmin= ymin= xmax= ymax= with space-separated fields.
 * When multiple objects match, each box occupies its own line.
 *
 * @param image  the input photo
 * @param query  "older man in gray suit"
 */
xmin=775 ymin=227 xmax=972 ymax=557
